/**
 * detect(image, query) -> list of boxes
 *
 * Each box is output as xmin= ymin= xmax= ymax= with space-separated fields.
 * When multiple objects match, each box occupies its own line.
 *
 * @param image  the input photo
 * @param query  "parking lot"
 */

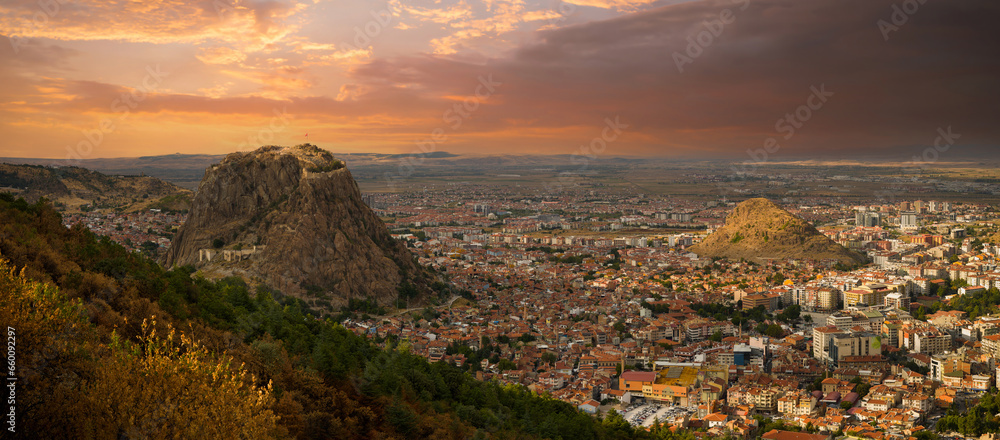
xmin=622 ymin=403 xmax=693 ymax=427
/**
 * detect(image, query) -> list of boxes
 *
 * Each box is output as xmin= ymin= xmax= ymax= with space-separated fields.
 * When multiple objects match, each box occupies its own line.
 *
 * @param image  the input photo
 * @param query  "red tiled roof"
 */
xmin=620 ymin=371 xmax=657 ymax=382
xmin=704 ymin=413 xmax=728 ymax=422
xmin=761 ymin=429 xmax=830 ymax=440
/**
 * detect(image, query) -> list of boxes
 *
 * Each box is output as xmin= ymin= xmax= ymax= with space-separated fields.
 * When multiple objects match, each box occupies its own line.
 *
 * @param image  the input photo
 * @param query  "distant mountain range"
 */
xmin=5 ymin=150 xmax=997 ymax=195
xmin=0 ymin=151 xmax=650 ymax=190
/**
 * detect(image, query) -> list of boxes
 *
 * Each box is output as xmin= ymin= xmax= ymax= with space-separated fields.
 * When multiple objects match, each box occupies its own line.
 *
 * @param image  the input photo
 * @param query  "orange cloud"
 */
xmin=196 ymin=47 xmax=248 ymax=65
xmin=1 ymin=0 xmax=308 ymax=53
xmin=522 ymin=10 xmax=564 ymax=21
xmin=563 ymin=0 xmax=660 ymax=12
xmin=395 ymin=1 xmax=475 ymax=25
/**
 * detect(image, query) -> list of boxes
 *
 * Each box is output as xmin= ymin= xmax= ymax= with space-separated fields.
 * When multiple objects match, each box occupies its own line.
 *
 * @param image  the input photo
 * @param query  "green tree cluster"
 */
xmin=937 ymin=391 xmax=1000 ymax=436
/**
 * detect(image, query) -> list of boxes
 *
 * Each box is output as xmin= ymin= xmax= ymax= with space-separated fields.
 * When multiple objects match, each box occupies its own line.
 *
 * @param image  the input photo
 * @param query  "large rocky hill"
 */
xmin=0 ymin=162 xmax=191 ymax=212
xmin=163 ymin=144 xmax=429 ymax=308
xmin=689 ymin=198 xmax=866 ymax=265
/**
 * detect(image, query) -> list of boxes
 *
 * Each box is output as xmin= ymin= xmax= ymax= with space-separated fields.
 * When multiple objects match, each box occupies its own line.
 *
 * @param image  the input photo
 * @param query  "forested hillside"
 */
xmin=0 ymin=194 xmax=699 ymax=440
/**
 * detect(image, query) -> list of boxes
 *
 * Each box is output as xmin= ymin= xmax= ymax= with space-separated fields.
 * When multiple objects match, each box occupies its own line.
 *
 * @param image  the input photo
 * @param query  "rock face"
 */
xmin=164 ymin=145 xmax=426 ymax=306
xmin=689 ymin=198 xmax=866 ymax=265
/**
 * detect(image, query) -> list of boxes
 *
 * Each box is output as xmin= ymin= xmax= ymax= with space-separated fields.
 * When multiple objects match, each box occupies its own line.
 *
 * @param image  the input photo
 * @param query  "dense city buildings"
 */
xmin=62 ymin=210 xmax=185 ymax=258
xmin=68 ymin=186 xmax=1000 ymax=440
xmin=339 ymin=189 xmax=1000 ymax=438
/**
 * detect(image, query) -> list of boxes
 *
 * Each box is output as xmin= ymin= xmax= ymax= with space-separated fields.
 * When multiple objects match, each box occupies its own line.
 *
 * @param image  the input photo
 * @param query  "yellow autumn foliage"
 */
xmin=84 ymin=318 xmax=278 ymax=440
xmin=0 ymin=256 xmax=279 ymax=439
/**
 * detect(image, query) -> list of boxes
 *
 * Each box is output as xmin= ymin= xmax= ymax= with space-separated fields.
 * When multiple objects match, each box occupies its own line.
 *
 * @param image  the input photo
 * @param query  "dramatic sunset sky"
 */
xmin=1 ymin=0 xmax=997 ymax=160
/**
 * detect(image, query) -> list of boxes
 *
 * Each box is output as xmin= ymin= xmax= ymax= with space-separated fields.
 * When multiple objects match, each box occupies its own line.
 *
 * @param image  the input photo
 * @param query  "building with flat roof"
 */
xmin=830 ymin=333 xmax=881 ymax=365
xmin=881 ymin=321 xmax=901 ymax=348
xmin=844 ymin=289 xmax=877 ymax=308
xmin=884 ymin=292 xmax=909 ymax=310
xmin=900 ymin=212 xmax=918 ymax=231
xmin=619 ymin=371 xmax=657 ymax=397
xmin=743 ymin=293 xmax=780 ymax=312
xmin=817 ymin=287 xmax=839 ymax=311
xmin=625 ymin=365 xmax=705 ymax=406
xmin=813 ymin=326 xmax=847 ymax=362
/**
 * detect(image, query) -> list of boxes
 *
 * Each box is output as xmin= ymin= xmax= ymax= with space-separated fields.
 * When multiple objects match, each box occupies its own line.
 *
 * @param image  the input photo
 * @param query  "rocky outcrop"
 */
xmin=164 ymin=145 xmax=427 ymax=306
xmin=689 ymin=198 xmax=866 ymax=265
xmin=0 ymin=162 xmax=191 ymax=213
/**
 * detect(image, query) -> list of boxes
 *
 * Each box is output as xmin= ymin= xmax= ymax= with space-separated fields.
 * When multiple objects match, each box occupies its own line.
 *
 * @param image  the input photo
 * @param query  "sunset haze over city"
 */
xmin=7 ymin=1 xmax=1000 ymax=439
xmin=2 ymin=0 xmax=998 ymax=159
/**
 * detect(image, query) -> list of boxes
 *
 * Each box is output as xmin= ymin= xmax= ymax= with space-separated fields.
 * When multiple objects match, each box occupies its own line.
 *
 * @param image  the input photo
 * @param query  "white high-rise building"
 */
xmin=900 ymin=211 xmax=918 ymax=231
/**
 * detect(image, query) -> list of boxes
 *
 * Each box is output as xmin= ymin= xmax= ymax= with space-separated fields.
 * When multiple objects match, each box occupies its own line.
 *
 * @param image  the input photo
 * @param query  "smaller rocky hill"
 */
xmin=689 ymin=198 xmax=866 ymax=265
xmin=0 ymin=162 xmax=191 ymax=213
